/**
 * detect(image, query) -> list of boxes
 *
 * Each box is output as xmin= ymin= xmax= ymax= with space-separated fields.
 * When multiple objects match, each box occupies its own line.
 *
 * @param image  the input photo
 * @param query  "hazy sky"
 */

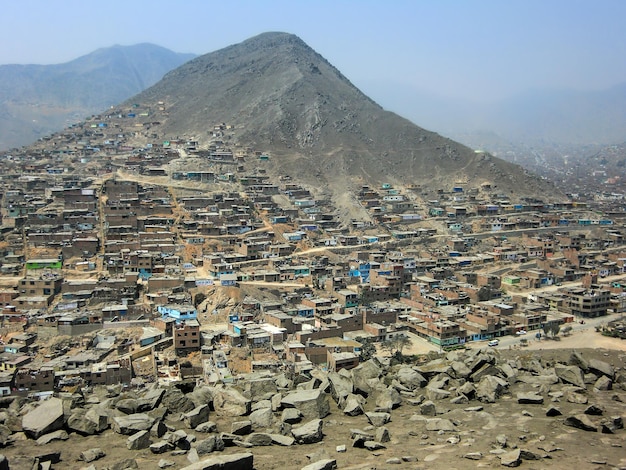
xmin=2 ymin=0 xmax=625 ymax=103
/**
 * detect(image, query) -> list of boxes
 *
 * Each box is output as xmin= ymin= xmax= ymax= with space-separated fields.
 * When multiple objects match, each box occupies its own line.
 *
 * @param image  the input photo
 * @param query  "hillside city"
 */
xmin=0 ymin=102 xmax=624 ymax=398
xmin=0 ymin=32 xmax=625 ymax=467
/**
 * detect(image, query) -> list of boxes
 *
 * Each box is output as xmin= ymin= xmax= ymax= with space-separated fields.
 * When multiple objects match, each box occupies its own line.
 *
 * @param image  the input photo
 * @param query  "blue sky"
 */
xmin=2 ymin=0 xmax=625 ymax=103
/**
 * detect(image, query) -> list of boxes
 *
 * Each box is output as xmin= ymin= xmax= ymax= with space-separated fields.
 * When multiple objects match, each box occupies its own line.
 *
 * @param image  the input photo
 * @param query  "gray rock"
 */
xmin=375 ymin=386 xmax=402 ymax=410
xmin=281 ymin=389 xmax=330 ymax=419
xmin=342 ymin=394 xmax=364 ymax=416
xmin=246 ymin=378 xmax=278 ymax=401
xmin=593 ymin=375 xmax=612 ymax=391
xmin=420 ymin=400 xmax=437 ymax=416
xmin=457 ymin=381 xmax=476 ymax=399
xmin=365 ymin=411 xmax=391 ymax=426
xmin=108 ymin=458 xmax=138 ymax=469
xmin=545 ymin=406 xmax=562 ymax=416
xmin=251 ymin=399 xmax=272 ymax=412
xmin=80 ymin=448 xmax=106 ymax=463
xmin=127 ymin=430 xmax=151 ymax=450
xmin=22 ymin=397 xmax=67 ymax=439
xmin=500 ymin=448 xmax=521 ymax=467
xmin=150 ymin=440 xmax=172 ymax=454
xmin=0 ymin=455 xmax=7 ymax=470
xmin=425 ymin=418 xmax=456 ymax=432
xmin=36 ymin=429 xmax=69 ymax=445
xmin=249 ymin=407 xmax=273 ymax=428
xmin=184 ymin=405 xmax=210 ymax=429
xmin=116 ymin=398 xmax=139 ymax=414
xmin=584 ymin=404 xmax=603 ymax=415
xmin=150 ymin=420 xmax=168 ymax=438
xmin=212 ymin=387 xmax=251 ymax=417
xmin=471 ymin=363 xmax=503 ymax=383
xmin=158 ymin=459 xmax=176 ymax=468
xmin=161 ymin=387 xmax=195 ymax=414
xmin=450 ymin=394 xmax=469 ymax=405
xmin=569 ymin=351 xmax=589 ymax=370
xmin=426 ymin=386 xmax=450 ymax=401
xmin=178 ymin=452 xmax=254 ymax=470
xmin=364 ymin=440 xmax=386 ymax=450
xmin=375 ymin=426 xmax=390 ymax=443
xmin=351 ymin=360 xmax=382 ymax=396
xmin=564 ymin=414 xmax=597 ymax=431
xmin=566 ymin=391 xmax=588 ymax=404
xmin=386 ymin=457 xmax=402 ymax=464
xmin=450 ymin=361 xmax=472 ymax=379
xmin=476 ymin=375 xmax=508 ymax=403
xmin=555 ymin=364 xmax=585 ymax=388
xmin=195 ymin=421 xmax=218 ymax=433
xmin=292 ymin=419 xmax=323 ymax=444
xmin=186 ymin=386 xmax=213 ymax=409
xmin=269 ymin=433 xmax=294 ymax=446
xmin=245 ymin=432 xmax=273 ymax=446
xmin=517 ymin=392 xmax=544 ymax=404
xmin=464 ymin=452 xmax=483 ymax=460
xmin=396 ymin=367 xmax=427 ymax=389
xmin=67 ymin=407 xmax=108 ymax=435
xmin=231 ymin=420 xmax=252 ymax=436
xmin=301 ymin=459 xmax=337 ymax=470
xmin=111 ymin=413 xmax=155 ymax=435
xmin=196 ymin=435 xmax=225 ymax=455
xmin=282 ymin=408 xmax=302 ymax=424
xmin=588 ymin=359 xmax=614 ymax=378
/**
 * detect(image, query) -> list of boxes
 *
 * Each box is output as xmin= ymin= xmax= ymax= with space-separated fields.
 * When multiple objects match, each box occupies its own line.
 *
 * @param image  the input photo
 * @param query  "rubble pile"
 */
xmin=0 ymin=348 xmax=623 ymax=469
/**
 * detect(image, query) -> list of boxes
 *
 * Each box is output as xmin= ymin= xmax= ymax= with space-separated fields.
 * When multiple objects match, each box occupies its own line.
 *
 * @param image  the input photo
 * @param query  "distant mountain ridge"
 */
xmin=126 ymin=32 xmax=554 ymax=202
xmin=0 ymin=43 xmax=195 ymax=150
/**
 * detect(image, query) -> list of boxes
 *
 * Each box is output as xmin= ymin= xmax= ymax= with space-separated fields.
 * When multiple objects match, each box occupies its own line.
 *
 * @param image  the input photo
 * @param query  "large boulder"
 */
xmin=396 ymin=367 xmax=427 ymax=389
xmin=137 ymin=388 xmax=166 ymax=412
xmin=184 ymin=405 xmax=210 ymax=429
xmin=588 ymin=359 xmax=614 ymax=379
xmin=196 ymin=435 xmax=225 ymax=455
xmin=327 ymin=372 xmax=353 ymax=403
xmin=281 ymin=389 xmax=330 ymax=420
xmin=249 ymin=408 xmax=273 ymax=429
xmin=161 ymin=388 xmax=195 ymax=414
xmin=517 ymin=392 xmax=544 ymax=404
xmin=67 ymin=408 xmax=109 ymax=435
xmin=365 ymin=411 xmax=391 ymax=427
xmin=127 ymin=430 xmax=151 ymax=450
xmin=343 ymin=394 xmax=365 ymax=416
xmin=375 ymin=386 xmax=402 ymax=410
xmin=564 ymin=414 xmax=597 ymax=432
xmin=245 ymin=378 xmax=277 ymax=401
xmin=554 ymin=364 xmax=585 ymax=388
xmin=476 ymin=375 xmax=508 ymax=403
xmin=22 ymin=397 xmax=67 ymax=439
xmin=351 ymin=360 xmax=382 ymax=396
xmin=213 ymin=387 xmax=251 ymax=417
xmin=178 ymin=452 xmax=254 ymax=470
xmin=292 ymin=419 xmax=323 ymax=444
xmin=111 ymin=413 xmax=155 ymax=435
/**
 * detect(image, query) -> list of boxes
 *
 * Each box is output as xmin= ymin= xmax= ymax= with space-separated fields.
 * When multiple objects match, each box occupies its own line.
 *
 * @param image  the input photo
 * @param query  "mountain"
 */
xmin=0 ymin=43 xmax=195 ymax=150
xmin=127 ymin=32 xmax=554 ymax=202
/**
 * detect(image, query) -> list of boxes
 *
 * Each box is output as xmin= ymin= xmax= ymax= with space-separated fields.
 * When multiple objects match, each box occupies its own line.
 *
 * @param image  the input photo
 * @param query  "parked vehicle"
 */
xmin=488 ymin=339 xmax=499 ymax=347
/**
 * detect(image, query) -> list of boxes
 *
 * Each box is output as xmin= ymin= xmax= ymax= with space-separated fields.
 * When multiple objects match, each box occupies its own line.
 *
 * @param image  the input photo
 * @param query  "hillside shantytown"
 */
xmin=0 ymin=33 xmax=624 ymax=470
xmin=0 ymin=106 xmax=624 ymax=466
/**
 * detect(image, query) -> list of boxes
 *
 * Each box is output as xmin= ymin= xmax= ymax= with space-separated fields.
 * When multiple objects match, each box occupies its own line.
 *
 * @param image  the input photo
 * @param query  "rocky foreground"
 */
xmin=0 ymin=348 xmax=624 ymax=469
